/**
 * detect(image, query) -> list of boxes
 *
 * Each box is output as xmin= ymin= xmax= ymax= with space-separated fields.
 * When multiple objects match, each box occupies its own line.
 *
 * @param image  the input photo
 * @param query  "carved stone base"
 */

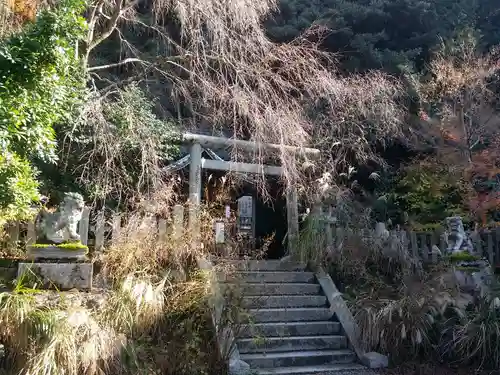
xmin=27 ymin=245 xmax=88 ymax=261
xmin=17 ymin=262 xmax=93 ymax=290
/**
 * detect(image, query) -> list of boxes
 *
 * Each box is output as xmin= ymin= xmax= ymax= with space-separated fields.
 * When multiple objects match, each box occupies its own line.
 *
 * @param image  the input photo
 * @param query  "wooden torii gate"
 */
xmin=183 ymin=133 xmax=320 ymax=258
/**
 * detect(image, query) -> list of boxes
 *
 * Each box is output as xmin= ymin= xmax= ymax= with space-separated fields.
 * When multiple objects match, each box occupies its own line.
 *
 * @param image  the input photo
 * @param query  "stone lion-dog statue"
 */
xmin=35 ymin=192 xmax=85 ymax=243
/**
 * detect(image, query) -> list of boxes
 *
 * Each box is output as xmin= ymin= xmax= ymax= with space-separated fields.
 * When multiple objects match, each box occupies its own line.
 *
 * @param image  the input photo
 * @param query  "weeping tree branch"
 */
xmin=78 ymin=0 xmax=405 ymax=201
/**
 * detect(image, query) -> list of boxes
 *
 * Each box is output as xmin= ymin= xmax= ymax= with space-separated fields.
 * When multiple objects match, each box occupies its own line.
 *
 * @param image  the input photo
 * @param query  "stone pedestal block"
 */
xmin=18 ymin=262 xmax=93 ymax=290
xmin=27 ymin=245 xmax=88 ymax=261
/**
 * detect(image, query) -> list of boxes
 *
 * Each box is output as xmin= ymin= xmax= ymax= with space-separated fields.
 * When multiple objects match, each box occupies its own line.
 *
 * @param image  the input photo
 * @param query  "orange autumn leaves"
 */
xmin=1 ymin=0 xmax=38 ymax=37
xmin=7 ymin=0 xmax=38 ymax=21
xmin=464 ymin=140 xmax=500 ymax=225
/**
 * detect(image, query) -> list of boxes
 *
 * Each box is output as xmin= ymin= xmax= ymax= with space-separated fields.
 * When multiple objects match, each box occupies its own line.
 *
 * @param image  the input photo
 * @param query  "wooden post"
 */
xmin=111 ymin=213 xmax=121 ymax=244
xmin=419 ymin=233 xmax=428 ymax=262
xmin=496 ymin=227 xmax=500 ymax=267
xmin=27 ymin=218 xmax=37 ymax=246
xmin=324 ymin=207 xmax=334 ymax=249
xmin=188 ymin=143 xmax=202 ymax=237
xmin=430 ymin=231 xmax=438 ymax=263
xmin=95 ymin=211 xmax=105 ymax=252
xmin=173 ymin=204 xmax=184 ymax=241
xmin=335 ymin=227 xmax=344 ymax=253
xmin=7 ymin=222 xmax=19 ymax=248
xmin=410 ymin=231 xmax=418 ymax=259
xmin=158 ymin=219 xmax=168 ymax=243
xmin=400 ymin=230 xmax=409 ymax=257
xmin=472 ymin=230 xmax=483 ymax=260
xmin=79 ymin=207 xmax=90 ymax=246
xmin=286 ymin=186 xmax=299 ymax=257
xmin=488 ymin=231 xmax=495 ymax=265
xmin=439 ymin=233 xmax=447 ymax=258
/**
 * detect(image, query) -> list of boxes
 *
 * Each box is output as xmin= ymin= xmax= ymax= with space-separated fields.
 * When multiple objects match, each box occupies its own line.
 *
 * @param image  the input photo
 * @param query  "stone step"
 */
xmin=229 ymin=260 xmax=306 ymax=271
xmin=240 ymin=349 xmax=356 ymax=368
xmin=240 ymin=283 xmax=321 ymax=296
xmin=239 ymin=321 xmax=341 ymax=338
xmin=248 ymin=308 xmax=332 ymax=323
xmin=238 ymin=335 xmax=347 ymax=354
xmin=242 ymin=295 xmax=328 ymax=309
xmin=220 ymin=271 xmax=316 ymax=284
xmin=256 ymin=363 xmax=369 ymax=374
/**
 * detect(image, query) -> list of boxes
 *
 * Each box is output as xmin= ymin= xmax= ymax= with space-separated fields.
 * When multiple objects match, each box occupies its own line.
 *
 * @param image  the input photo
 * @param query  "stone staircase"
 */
xmin=221 ymin=259 xmax=368 ymax=375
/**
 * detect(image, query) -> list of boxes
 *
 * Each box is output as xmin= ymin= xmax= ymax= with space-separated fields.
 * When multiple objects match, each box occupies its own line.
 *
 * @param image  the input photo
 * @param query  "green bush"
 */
xmin=0 ymin=152 xmax=39 ymax=224
xmin=0 ymin=0 xmax=88 ymax=222
xmin=385 ymin=162 xmax=468 ymax=226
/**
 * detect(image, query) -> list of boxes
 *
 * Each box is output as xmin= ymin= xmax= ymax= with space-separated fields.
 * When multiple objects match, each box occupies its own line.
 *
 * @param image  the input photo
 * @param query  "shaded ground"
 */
xmin=383 ymin=363 xmax=497 ymax=375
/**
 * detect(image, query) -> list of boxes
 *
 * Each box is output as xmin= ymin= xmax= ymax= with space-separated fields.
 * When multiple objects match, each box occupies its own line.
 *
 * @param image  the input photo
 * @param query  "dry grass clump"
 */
xmin=101 ymin=201 xmax=224 ymax=282
xmin=354 ymin=279 xmax=456 ymax=360
xmin=0 ymin=199 xmax=230 ymax=375
xmin=0 ymin=281 xmax=124 ymax=375
xmin=0 ymin=268 xmax=221 ymax=375
xmin=99 ymin=274 xmax=168 ymax=336
xmin=311 ymin=198 xmax=500 ymax=369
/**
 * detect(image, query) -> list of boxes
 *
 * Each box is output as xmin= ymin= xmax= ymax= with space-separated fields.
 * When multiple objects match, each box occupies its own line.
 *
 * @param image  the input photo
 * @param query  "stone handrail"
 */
xmin=314 ymin=265 xmax=388 ymax=369
xmin=197 ymin=257 xmax=248 ymax=374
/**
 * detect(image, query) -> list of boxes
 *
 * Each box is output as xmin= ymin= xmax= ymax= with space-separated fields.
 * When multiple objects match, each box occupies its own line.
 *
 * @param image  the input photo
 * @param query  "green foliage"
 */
xmin=103 ymin=85 xmax=180 ymax=161
xmin=447 ymin=251 xmax=482 ymax=263
xmin=389 ymin=162 xmax=468 ymax=225
xmin=0 ymin=0 xmax=88 ymax=221
xmin=0 ymin=152 xmax=39 ymax=223
xmin=65 ymin=84 xmax=180 ymax=205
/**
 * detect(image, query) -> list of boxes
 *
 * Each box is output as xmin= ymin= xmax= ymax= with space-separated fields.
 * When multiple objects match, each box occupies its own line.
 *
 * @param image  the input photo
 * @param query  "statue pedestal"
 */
xmin=27 ymin=245 xmax=88 ymax=261
xmin=17 ymin=262 xmax=92 ymax=290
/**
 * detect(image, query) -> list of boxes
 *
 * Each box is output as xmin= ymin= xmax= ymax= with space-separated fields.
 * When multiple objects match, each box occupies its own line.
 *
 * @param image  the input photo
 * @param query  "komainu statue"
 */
xmin=445 ymin=216 xmax=475 ymax=254
xmin=35 ymin=193 xmax=85 ymax=244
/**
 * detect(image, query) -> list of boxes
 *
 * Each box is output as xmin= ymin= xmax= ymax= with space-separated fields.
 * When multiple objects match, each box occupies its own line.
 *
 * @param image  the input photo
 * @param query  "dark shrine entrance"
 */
xmin=234 ymin=179 xmax=287 ymax=259
xmin=202 ymin=170 xmax=288 ymax=259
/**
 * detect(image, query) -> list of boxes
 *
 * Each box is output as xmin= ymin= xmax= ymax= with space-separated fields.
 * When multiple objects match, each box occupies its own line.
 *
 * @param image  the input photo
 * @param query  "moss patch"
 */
xmin=446 ymin=251 xmax=482 ymax=263
xmin=0 ymin=258 xmax=18 ymax=267
xmin=31 ymin=242 xmax=88 ymax=251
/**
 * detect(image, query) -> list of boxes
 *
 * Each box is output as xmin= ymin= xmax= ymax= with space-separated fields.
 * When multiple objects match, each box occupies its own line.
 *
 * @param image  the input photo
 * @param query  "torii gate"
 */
xmin=182 ymin=133 xmax=320 ymax=258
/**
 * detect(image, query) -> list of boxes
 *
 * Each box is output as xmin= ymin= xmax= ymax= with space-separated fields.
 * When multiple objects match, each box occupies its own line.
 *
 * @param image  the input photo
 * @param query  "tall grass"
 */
xmin=441 ymin=297 xmax=500 ymax=368
xmin=0 ymin=290 xmax=120 ymax=375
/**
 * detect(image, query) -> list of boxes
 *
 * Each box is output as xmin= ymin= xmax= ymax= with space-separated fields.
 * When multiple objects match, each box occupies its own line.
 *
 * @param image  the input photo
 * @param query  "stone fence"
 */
xmin=1 ymin=205 xmax=187 ymax=253
xmin=324 ymin=225 xmax=500 ymax=266
xmin=4 ymin=207 xmax=500 ymax=267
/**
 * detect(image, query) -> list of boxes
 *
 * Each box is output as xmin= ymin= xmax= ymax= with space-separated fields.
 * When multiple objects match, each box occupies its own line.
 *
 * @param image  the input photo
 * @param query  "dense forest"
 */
xmin=266 ymin=0 xmax=500 ymax=73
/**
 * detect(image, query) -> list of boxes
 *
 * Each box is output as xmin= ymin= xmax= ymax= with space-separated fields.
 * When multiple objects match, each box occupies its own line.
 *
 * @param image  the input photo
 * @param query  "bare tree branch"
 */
xmin=87 ymin=0 xmax=123 ymax=54
xmin=88 ymin=57 xmax=149 ymax=71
